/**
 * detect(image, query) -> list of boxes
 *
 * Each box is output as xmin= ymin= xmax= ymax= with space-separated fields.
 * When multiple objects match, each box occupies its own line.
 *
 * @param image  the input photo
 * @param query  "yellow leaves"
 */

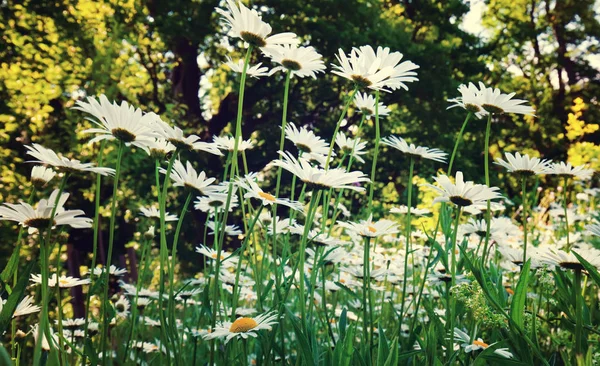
xmin=565 ymin=97 xmax=598 ymax=141
xmin=568 ymin=142 xmax=600 ymax=171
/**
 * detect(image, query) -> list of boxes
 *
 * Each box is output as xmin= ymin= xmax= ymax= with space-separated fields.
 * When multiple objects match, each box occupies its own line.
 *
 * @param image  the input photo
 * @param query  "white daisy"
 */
xmin=257 ymin=212 xmax=296 ymax=235
xmin=216 ymin=0 xmax=298 ymax=50
xmin=284 ymin=122 xmax=330 ymax=156
xmin=73 ymin=95 xmax=158 ymax=150
xmin=266 ymin=45 xmax=326 ymax=78
xmin=0 ymin=190 xmax=92 ymax=231
xmin=25 ymin=144 xmax=114 ymax=176
xmin=146 ymin=139 xmax=176 ymax=159
xmin=139 ymin=206 xmax=178 ymax=222
xmin=207 ymin=221 xmax=242 ymax=236
xmin=86 ymin=265 xmax=127 ymax=277
xmin=59 ymin=318 xmax=85 ymax=328
xmin=381 ymin=135 xmax=447 ymax=163
xmin=338 ymin=214 xmax=399 ymax=238
xmin=151 ymin=118 xmax=222 ymax=155
xmin=212 ymin=135 xmax=254 ymax=152
xmin=160 ymin=160 xmax=217 ymax=195
xmin=478 ymin=82 xmax=535 ymax=116
xmin=353 ymin=92 xmax=391 ymax=117
xmin=268 ymin=151 xmax=370 ymax=192
xmin=547 ymin=161 xmax=594 ymax=181
xmin=225 ymin=57 xmax=269 ymax=78
xmin=494 ymin=152 xmax=551 ymax=176
xmin=30 ymin=274 xmax=90 ymax=288
xmin=30 ymin=166 xmax=56 ymax=188
xmin=0 ymin=295 xmax=41 ymax=317
xmin=203 ymin=312 xmax=278 ymax=344
xmin=332 ymin=45 xmax=419 ymax=92
xmin=423 ymin=171 xmax=502 ymax=208
xmin=194 ymin=192 xmax=239 ymax=213
xmin=447 ymin=82 xmax=485 ymax=115
xmin=389 ymin=206 xmax=430 ymax=216
xmin=586 ymin=222 xmax=600 ymax=237
xmin=31 ymin=324 xmax=59 ymax=351
xmin=195 ymin=244 xmax=237 ymax=264
xmin=539 ymin=248 xmax=600 ymax=271
xmin=335 ymin=132 xmax=367 ymax=164
xmin=113 ymin=295 xmax=131 ymax=319
xmin=236 ymin=175 xmax=303 ymax=211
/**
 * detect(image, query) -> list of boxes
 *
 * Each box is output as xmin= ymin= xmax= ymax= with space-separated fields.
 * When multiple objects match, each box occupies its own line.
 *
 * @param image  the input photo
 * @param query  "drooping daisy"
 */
xmin=151 ymin=119 xmax=222 ymax=155
xmin=59 ymin=318 xmax=85 ymax=329
xmin=353 ymin=92 xmax=391 ymax=117
xmin=30 ymin=274 xmax=91 ymax=288
xmin=381 ymin=135 xmax=447 ymax=163
xmin=73 ymin=95 xmax=158 ymax=150
xmin=207 ymin=221 xmax=243 ymax=236
xmin=195 ymin=244 xmax=237 ymax=265
xmin=31 ymin=324 xmax=59 ymax=351
xmin=335 ymin=132 xmax=367 ymax=164
xmin=390 ymin=205 xmax=430 ymax=216
xmin=539 ymin=248 xmax=600 ymax=271
xmin=225 ymin=57 xmax=269 ymax=78
xmin=25 ymin=144 xmax=114 ymax=176
xmin=477 ymin=83 xmax=535 ymax=116
xmin=146 ymin=139 xmax=176 ymax=159
xmin=332 ymin=46 xmax=419 ymax=92
xmin=265 ymin=45 xmax=326 ymax=79
xmin=216 ymin=0 xmax=298 ymax=51
xmin=30 ymin=166 xmax=56 ymax=189
xmin=194 ymin=192 xmax=239 ymax=213
xmin=203 ymin=311 xmax=277 ymax=344
xmin=284 ymin=122 xmax=330 ymax=157
xmin=268 ymin=151 xmax=370 ymax=192
xmin=586 ymin=222 xmax=600 ymax=237
xmin=160 ymin=160 xmax=217 ymax=195
xmin=447 ymin=82 xmax=485 ymax=115
xmin=423 ymin=171 xmax=502 ymax=208
xmin=213 ymin=135 xmax=255 ymax=152
xmin=453 ymin=328 xmax=513 ymax=358
xmin=494 ymin=152 xmax=551 ymax=176
xmin=86 ymin=265 xmax=127 ymax=277
xmin=139 ymin=206 xmax=178 ymax=222
xmin=547 ymin=161 xmax=594 ymax=181
xmin=257 ymin=212 xmax=296 ymax=235
xmin=236 ymin=175 xmax=303 ymax=211
xmin=338 ymin=215 xmax=400 ymax=238
xmin=0 ymin=295 xmax=41 ymax=318
xmin=0 ymin=190 xmax=92 ymax=231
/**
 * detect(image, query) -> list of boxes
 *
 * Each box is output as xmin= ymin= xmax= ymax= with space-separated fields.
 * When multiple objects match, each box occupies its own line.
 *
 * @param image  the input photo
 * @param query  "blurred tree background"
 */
xmin=0 ymin=0 xmax=598 ymax=281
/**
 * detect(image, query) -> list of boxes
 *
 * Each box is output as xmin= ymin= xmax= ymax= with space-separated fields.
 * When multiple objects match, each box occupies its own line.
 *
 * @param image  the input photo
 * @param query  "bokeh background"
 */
xmin=1 ymin=0 xmax=599 ymax=291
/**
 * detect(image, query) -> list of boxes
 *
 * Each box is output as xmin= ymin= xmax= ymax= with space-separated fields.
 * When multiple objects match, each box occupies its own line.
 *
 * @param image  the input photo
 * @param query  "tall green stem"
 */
xmin=482 ymin=113 xmax=493 ymax=260
xmin=563 ymin=177 xmax=571 ymax=249
xmin=447 ymin=112 xmax=472 ymax=174
xmin=398 ymin=158 xmax=414 ymax=334
xmin=362 ymin=236 xmax=372 ymax=357
xmin=367 ymin=91 xmax=380 ymax=213
xmin=325 ymin=87 xmax=359 ymax=169
xmin=521 ymin=177 xmax=529 ymax=266
xmin=574 ymin=268 xmax=583 ymax=359
xmin=449 ymin=207 xmax=462 ymax=354
xmin=101 ymin=142 xmax=125 ymax=366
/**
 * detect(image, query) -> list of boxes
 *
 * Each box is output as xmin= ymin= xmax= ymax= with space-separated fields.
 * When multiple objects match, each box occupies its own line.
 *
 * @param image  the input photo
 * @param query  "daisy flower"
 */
xmin=207 ymin=221 xmax=242 ymax=236
xmin=213 ymin=135 xmax=254 ymax=152
xmin=225 ymin=57 xmax=269 ymax=78
xmin=203 ymin=311 xmax=277 ymax=344
xmin=30 ymin=166 xmax=56 ymax=189
xmin=284 ymin=122 xmax=330 ymax=157
xmin=73 ymin=95 xmax=158 ymax=150
xmin=381 ymin=135 xmax=447 ymax=163
xmin=146 ymin=139 xmax=176 ymax=159
xmin=25 ymin=144 xmax=114 ymax=176
xmin=139 ymin=206 xmax=178 ymax=222
xmin=477 ymin=82 xmax=535 ymax=116
xmin=494 ymin=152 xmax=551 ymax=176
xmin=0 ymin=295 xmax=41 ymax=318
xmin=390 ymin=206 xmax=430 ymax=216
xmin=539 ymin=248 xmax=600 ymax=271
xmin=160 ymin=160 xmax=217 ymax=195
xmin=338 ymin=214 xmax=399 ymax=237
xmin=353 ymin=92 xmax=391 ymax=117
xmin=236 ymin=175 xmax=303 ymax=211
xmin=335 ymin=132 xmax=367 ymax=164
xmin=59 ymin=318 xmax=85 ymax=329
xmin=194 ymin=192 xmax=239 ymax=213
xmin=547 ymin=161 xmax=594 ymax=181
xmin=423 ymin=171 xmax=502 ymax=208
xmin=447 ymin=82 xmax=485 ymax=115
xmin=151 ymin=119 xmax=222 ymax=155
xmin=216 ymin=0 xmax=298 ymax=50
xmin=268 ymin=151 xmax=370 ymax=192
xmin=453 ymin=328 xmax=513 ymax=358
xmin=32 ymin=324 xmax=59 ymax=351
xmin=265 ymin=45 xmax=326 ymax=78
xmin=30 ymin=274 xmax=90 ymax=288
xmin=0 ymin=190 xmax=92 ymax=231
xmin=113 ymin=295 xmax=131 ymax=319
xmin=257 ymin=212 xmax=296 ymax=235
xmin=332 ymin=45 xmax=419 ymax=92
xmin=86 ymin=265 xmax=127 ymax=277
xmin=586 ymin=222 xmax=600 ymax=237
xmin=195 ymin=244 xmax=237 ymax=264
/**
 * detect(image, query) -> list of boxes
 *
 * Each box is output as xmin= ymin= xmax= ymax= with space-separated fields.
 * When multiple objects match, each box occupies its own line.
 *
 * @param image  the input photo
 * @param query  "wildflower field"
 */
xmin=1 ymin=0 xmax=600 ymax=365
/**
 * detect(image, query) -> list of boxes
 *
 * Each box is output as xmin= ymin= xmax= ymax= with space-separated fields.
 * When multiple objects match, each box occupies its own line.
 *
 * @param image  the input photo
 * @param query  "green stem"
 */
xmin=362 ymin=236 xmax=372 ymax=358
xmin=298 ymin=193 xmax=319 ymax=324
xmin=449 ymin=207 xmax=462 ymax=353
xmin=447 ymin=112 xmax=472 ymax=174
xmin=563 ymin=177 xmax=571 ymax=250
xmin=398 ymin=158 xmax=414 ymax=334
xmin=82 ymin=140 xmax=105 ymax=365
xmin=101 ymin=141 xmax=125 ymax=366
xmin=481 ymin=113 xmax=493 ymax=260
xmin=522 ymin=177 xmax=529 ymax=266
xmin=367 ymin=90 xmax=380 ymax=213
xmin=325 ymin=87 xmax=359 ymax=169
xmin=574 ymin=268 xmax=583 ymax=358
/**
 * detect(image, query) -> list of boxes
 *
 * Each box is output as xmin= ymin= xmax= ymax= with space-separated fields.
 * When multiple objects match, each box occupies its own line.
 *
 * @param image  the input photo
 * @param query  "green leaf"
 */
xmin=510 ymin=260 xmax=531 ymax=329
xmin=573 ymin=251 xmax=600 ymax=288
xmin=339 ymin=308 xmax=347 ymax=340
xmin=383 ymin=337 xmax=399 ymax=366
xmin=0 ymin=259 xmax=35 ymax=335
xmin=0 ymin=247 xmax=21 ymax=285
xmin=376 ymin=324 xmax=389 ymax=366
xmin=333 ymin=324 xmax=355 ymax=366
xmin=285 ymin=307 xmax=315 ymax=366
xmin=0 ymin=345 xmax=11 ymax=366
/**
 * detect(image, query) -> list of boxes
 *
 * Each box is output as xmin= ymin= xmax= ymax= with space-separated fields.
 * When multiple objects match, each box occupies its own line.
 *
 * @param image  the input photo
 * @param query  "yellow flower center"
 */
xmin=258 ymin=191 xmax=276 ymax=202
xmin=367 ymin=226 xmax=377 ymax=233
xmin=229 ymin=317 xmax=258 ymax=333
xmin=473 ymin=340 xmax=489 ymax=348
xmin=59 ymin=279 xmax=69 ymax=286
